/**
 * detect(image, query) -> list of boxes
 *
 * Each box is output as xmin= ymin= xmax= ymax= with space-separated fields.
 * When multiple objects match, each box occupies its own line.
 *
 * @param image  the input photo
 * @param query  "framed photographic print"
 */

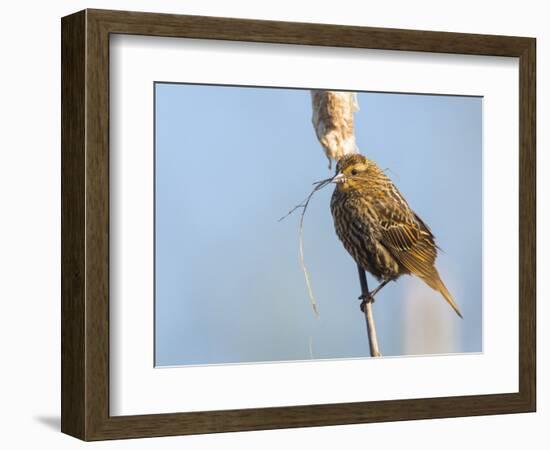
xmin=61 ymin=9 xmax=536 ymax=441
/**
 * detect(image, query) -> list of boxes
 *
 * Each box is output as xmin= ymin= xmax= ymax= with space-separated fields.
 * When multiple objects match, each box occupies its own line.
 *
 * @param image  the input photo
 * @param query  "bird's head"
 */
xmin=332 ymin=154 xmax=376 ymax=192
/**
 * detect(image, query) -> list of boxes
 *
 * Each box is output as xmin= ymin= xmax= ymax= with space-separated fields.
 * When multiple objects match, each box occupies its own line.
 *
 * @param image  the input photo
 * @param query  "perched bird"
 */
xmin=330 ymin=153 xmax=462 ymax=318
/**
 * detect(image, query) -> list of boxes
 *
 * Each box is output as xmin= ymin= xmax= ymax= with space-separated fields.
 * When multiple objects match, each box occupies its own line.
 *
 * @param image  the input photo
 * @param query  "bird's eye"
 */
xmin=351 ymin=169 xmax=358 ymax=176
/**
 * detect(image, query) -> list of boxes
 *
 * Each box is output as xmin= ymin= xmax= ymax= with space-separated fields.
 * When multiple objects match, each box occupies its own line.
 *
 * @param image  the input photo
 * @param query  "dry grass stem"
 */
xmin=279 ymin=177 xmax=334 ymax=317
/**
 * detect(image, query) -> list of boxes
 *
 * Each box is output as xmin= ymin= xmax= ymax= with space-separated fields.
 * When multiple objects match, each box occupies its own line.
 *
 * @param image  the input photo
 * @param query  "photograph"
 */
xmin=52 ymin=4 xmax=536 ymax=444
xmin=154 ymin=84 xmax=482 ymax=366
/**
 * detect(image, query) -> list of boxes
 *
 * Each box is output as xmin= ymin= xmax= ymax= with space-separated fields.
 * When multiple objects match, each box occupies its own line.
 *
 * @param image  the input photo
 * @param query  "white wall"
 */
xmin=0 ymin=0 xmax=546 ymax=448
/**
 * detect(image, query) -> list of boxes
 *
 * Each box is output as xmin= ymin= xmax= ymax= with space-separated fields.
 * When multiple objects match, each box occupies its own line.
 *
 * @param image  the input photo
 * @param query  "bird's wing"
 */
xmin=373 ymin=198 xmax=437 ymax=278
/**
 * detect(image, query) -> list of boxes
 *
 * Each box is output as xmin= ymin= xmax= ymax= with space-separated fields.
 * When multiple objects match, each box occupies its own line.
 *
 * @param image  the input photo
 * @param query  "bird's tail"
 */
xmin=423 ymin=272 xmax=463 ymax=319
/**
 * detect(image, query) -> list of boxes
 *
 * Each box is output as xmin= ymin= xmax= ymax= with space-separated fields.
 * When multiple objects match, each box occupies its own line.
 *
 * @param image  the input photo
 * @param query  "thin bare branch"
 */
xmin=357 ymin=264 xmax=382 ymax=357
xmin=363 ymin=301 xmax=382 ymax=357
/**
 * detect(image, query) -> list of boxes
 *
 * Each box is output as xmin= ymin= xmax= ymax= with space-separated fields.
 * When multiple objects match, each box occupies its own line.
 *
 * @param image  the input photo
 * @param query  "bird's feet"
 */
xmin=358 ymin=292 xmax=375 ymax=312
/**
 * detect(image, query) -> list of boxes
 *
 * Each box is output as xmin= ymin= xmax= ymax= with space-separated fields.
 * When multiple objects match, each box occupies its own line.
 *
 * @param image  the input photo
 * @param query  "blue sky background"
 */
xmin=154 ymin=83 xmax=482 ymax=366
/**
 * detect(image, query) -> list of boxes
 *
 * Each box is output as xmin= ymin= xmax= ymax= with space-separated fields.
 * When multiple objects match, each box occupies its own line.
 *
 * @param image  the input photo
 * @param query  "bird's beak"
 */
xmin=332 ymin=173 xmax=346 ymax=184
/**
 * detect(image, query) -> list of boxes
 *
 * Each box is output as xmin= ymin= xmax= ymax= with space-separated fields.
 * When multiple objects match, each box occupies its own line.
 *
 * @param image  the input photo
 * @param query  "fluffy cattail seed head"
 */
xmin=311 ymin=90 xmax=359 ymax=168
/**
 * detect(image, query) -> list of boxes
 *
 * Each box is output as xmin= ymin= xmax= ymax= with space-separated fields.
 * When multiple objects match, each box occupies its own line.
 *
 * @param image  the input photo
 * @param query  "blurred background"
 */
xmin=154 ymin=83 xmax=482 ymax=366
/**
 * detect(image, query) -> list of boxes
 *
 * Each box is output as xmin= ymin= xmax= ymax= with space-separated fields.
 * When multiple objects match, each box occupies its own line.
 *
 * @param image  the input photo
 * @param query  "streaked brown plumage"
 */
xmin=330 ymin=154 xmax=462 ymax=318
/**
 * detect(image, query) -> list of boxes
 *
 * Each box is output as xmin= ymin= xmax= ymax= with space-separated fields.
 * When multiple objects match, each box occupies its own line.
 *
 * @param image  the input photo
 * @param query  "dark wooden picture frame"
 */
xmin=61 ymin=9 xmax=536 ymax=441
